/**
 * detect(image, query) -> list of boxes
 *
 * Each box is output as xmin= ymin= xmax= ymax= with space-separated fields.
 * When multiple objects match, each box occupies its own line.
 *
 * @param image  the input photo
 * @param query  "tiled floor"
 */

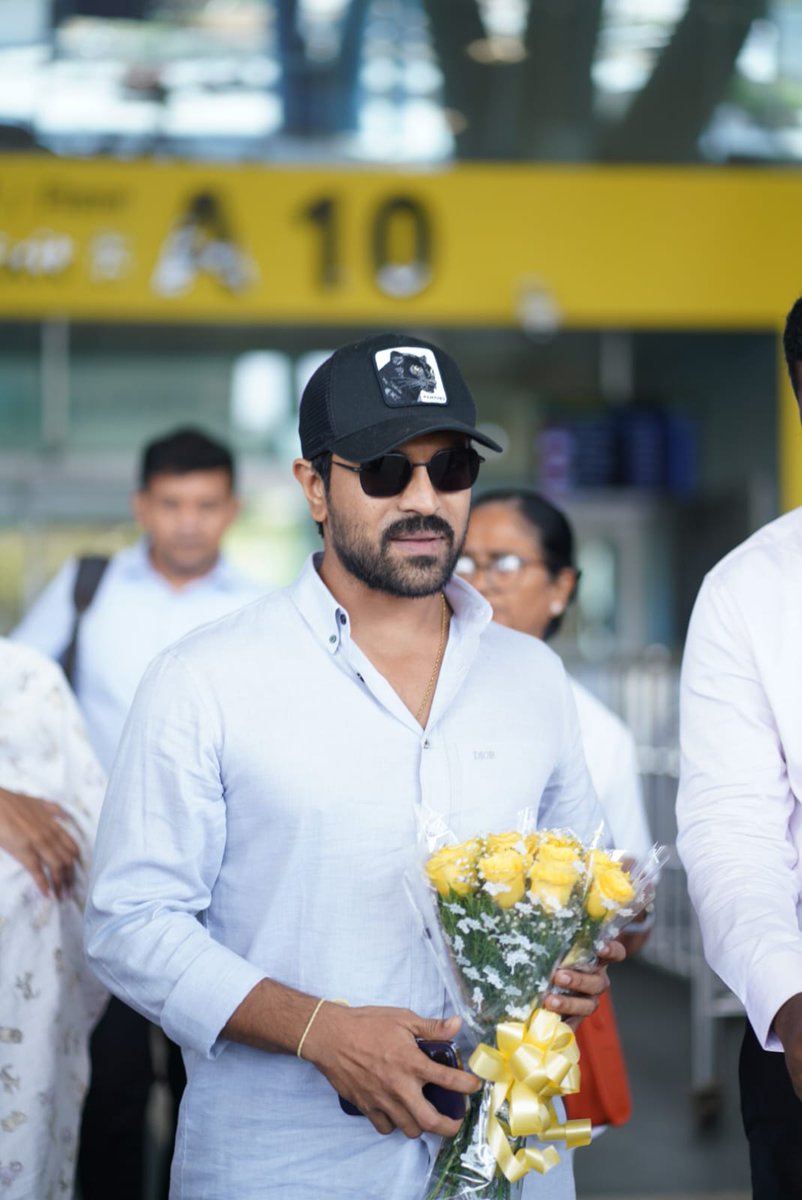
xmin=573 ymin=959 xmax=750 ymax=1197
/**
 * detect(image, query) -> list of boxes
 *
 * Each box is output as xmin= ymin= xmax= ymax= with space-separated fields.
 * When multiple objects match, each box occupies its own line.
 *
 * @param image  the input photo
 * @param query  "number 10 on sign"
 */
xmin=300 ymin=194 xmax=433 ymax=298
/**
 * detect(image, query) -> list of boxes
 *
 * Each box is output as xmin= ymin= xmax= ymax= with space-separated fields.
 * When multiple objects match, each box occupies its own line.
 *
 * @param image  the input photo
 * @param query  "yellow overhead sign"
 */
xmin=1 ymin=156 xmax=802 ymax=328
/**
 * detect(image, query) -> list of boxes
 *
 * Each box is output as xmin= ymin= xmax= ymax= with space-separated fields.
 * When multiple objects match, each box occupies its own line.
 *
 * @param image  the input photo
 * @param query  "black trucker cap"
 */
xmin=299 ymin=332 xmax=503 ymax=462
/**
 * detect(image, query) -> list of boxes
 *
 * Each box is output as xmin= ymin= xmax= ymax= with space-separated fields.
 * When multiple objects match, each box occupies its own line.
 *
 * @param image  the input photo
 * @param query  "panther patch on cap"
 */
xmin=373 ymin=346 xmax=448 ymax=408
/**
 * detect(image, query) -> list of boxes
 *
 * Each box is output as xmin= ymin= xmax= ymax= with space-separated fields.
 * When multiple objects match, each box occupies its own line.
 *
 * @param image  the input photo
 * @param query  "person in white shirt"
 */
xmin=85 ymin=332 xmax=623 ymax=1200
xmin=0 ymin=639 xmax=107 ymax=1199
xmin=12 ymin=426 xmax=264 ymax=1200
xmin=677 ymin=296 xmax=802 ymax=1197
xmin=13 ymin=427 xmax=264 ymax=776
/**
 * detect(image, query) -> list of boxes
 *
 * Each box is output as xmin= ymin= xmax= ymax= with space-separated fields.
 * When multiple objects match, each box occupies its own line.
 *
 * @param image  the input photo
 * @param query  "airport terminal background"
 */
xmin=0 ymin=324 xmax=780 ymax=656
xmin=6 ymin=1 xmax=802 ymax=1195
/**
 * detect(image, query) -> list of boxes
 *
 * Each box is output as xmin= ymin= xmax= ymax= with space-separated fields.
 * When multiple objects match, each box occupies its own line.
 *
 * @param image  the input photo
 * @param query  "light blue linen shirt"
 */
xmin=85 ymin=554 xmax=602 ymax=1200
xmin=11 ymin=539 xmax=264 ymax=773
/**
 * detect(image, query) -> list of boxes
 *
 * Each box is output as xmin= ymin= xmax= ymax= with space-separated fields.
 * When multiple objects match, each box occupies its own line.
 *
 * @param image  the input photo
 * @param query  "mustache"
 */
xmin=382 ymin=515 xmax=455 ymax=548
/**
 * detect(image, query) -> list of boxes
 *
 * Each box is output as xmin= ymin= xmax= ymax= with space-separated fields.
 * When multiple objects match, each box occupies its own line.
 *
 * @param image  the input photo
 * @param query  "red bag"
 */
xmin=563 ymin=990 xmax=632 ymax=1128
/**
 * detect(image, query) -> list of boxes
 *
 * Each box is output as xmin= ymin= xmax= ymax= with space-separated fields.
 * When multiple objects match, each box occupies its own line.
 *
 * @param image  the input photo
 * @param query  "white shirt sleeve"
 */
xmin=539 ymin=667 xmax=607 ymax=846
xmin=570 ymin=680 xmax=652 ymax=860
xmin=11 ymin=560 xmax=78 ymax=661
xmin=677 ymin=573 xmax=802 ymax=1049
xmin=84 ymin=649 xmax=266 ymax=1058
xmin=602 ymin=728 xmax=651 ymax=859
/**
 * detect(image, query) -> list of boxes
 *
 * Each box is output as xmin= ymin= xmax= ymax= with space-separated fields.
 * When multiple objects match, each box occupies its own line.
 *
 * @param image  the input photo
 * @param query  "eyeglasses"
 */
xmin=332 ymin=447 xmax=484 ymax=498
xmin=456 ymin=552 xmax=545 ymax=582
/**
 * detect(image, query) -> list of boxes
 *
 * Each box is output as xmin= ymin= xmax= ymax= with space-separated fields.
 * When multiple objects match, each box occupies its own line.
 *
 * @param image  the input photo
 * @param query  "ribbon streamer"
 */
xmin=468 ymin=1008 xmax=592 ymax=1182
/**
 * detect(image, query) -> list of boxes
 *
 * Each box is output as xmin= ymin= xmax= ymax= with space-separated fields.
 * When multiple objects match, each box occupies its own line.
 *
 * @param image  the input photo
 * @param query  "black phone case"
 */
xmin=338 ymin=1038 xmax=465 ymax=1120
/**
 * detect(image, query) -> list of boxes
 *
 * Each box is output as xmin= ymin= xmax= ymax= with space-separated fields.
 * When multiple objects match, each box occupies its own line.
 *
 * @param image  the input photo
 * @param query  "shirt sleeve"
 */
xmin=601 ymin=726 xmax=652 ymax=860
xmin=10 ymin=559 xmax=78 ymax=661
xmin=677 ymin=573 xmax=802 ymax=1050
xmin=50 ymin=663 xmax=107 ymax=853
xmin=84 ymin=649 xmax=265 ymax=1058
xmin=538 ymin=665 xmax=607 ymax=845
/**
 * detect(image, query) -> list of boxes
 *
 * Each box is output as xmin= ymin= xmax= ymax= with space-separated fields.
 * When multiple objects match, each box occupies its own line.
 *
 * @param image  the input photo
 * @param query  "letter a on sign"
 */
xmin=151 ymin=190 xmax=257 ymax=298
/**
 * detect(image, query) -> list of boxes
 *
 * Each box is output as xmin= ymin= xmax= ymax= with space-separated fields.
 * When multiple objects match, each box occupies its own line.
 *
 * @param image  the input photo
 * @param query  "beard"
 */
xmin=327 ymin=510 xmax=465 ymax=598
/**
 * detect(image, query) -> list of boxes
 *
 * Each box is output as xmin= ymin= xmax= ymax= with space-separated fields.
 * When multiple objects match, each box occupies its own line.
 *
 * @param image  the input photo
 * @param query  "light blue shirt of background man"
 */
xmin=12 ymin=427 xmax=264 ymax=774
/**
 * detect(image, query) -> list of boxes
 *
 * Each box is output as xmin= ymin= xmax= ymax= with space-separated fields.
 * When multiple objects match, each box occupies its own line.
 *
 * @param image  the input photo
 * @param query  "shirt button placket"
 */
xmin=419 ymin=733 xmax=450 ymax=825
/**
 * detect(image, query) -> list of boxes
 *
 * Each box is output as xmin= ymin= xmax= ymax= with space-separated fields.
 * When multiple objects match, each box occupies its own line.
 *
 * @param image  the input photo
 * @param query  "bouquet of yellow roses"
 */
xmin=560 ymin=846 xmax=665 ymax=971
xmin=415 ymin=819 xmax=662 ymax=1200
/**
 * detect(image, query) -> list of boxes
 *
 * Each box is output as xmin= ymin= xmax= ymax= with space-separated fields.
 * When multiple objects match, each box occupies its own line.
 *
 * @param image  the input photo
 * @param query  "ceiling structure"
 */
xmin=0 ymin=0 xmax=800 ymax=165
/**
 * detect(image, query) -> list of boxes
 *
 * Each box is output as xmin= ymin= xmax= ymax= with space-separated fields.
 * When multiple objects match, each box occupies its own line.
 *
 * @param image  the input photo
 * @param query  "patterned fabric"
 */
xmin=0 ymin=639 xmax=107 ymax=1198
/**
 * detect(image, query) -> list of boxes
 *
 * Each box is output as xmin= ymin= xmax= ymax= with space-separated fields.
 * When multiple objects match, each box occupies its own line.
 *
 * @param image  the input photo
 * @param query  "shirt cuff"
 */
xmin=161 ymin=944 xmax=267 ymax=1059
xmin=745 ymin=951 xmax=802 ymax=1052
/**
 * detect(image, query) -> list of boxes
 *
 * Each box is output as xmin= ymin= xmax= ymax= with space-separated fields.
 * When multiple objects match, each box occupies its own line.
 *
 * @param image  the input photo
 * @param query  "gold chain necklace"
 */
xmin=414 ymin=592 xmax=449 ymax=726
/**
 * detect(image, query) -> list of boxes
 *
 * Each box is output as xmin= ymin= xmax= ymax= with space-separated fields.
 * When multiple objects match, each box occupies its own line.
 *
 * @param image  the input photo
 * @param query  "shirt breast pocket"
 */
xmin=449 ymin=739 xmax=552 ymax=839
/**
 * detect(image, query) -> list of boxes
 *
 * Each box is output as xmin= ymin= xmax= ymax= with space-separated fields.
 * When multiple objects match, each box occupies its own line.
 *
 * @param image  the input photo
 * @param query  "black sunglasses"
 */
xmin=332 ymin=446 xmax=484 ymax=498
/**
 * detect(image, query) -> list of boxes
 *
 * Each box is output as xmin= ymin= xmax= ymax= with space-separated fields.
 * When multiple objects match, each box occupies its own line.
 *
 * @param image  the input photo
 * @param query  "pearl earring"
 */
xmin=549 ymin=601 xmax=563 ymax=616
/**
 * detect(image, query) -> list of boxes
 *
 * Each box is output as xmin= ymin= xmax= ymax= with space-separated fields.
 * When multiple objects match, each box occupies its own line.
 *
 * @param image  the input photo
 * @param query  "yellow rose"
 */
xmin=586 ymin=862 xmax=635 ymax=921
xmin=426 ymin=843 xmax=479 ymax=898
xmin=537 ymin=842 xmax=581 ymax=868
xmin=528 ymin=857 xmax=581 ymax=911
xmin=486 ymin=832 xmax=525 ymax=855
xmin=585 ymin=849 xmax=616 ymax=874
xmin=539 ymin=832 xmax=583 ymax=857
xmin=524 ymin=833 xmax=541 ymax=859
xmin=478 ymin=849 xmax=527 ymax=909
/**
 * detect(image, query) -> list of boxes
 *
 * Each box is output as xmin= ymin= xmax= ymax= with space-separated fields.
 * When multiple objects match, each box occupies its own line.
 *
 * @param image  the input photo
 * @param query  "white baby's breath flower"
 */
xmin=502 ymin=948 xmax=530 ymax=970
xmin=483 ymin=966 xmax=505 ymax=990
xmin=498 ymin=931 xmax=532 ymax=950
xmin=507 ymin=1003 xmax=531 ymax=1021
xmin=457 ymin=917 xmax=483 ymax=934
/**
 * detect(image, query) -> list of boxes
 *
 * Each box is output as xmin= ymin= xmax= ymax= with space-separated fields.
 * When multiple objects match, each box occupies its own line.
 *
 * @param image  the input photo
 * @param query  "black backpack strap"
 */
xmin=60 ymin=555 xmax=110 ymax=688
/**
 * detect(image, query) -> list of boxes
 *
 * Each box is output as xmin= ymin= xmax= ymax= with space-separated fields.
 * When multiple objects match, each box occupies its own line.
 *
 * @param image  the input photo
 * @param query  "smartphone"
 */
xmin=338 ymin=1038 xmax=466 ymax=1120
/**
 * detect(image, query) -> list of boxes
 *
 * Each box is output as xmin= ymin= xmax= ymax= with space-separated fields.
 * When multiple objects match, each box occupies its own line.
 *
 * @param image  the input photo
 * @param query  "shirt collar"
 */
xmin=289 ymin=552 xmax=493 ymax=656
xmin=117 ymin=538 xmax=243 ymax=591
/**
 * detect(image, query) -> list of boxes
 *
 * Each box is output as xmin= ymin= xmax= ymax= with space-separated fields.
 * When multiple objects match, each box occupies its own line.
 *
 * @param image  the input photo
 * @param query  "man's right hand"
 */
xmin=773 ymin=992 xmax=802 ymax=1099
xmin=0 ymin=787 xmax=81 ymax=898
xmin=302 ymin=1003 xmax=480 ymax=1139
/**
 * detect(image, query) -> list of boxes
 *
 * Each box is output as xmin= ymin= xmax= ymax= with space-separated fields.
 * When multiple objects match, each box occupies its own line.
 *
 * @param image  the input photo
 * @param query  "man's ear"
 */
xmin=293 ymin=459 xmax=327 ymax=527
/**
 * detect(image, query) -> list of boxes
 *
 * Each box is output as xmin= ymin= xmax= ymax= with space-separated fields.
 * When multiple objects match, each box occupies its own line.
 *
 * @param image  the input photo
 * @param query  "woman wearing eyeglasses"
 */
xmin=457 ymin=487 xmax=653 ymax=1135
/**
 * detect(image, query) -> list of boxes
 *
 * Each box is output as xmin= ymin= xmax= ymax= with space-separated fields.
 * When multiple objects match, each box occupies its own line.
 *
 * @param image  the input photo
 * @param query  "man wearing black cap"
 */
xmin=85 ymin=334 xmax=616 ymax=1199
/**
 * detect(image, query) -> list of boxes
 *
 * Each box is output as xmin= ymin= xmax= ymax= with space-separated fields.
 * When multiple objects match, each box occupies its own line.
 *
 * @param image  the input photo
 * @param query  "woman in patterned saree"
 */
xmin=0 ymin=638 xmax=107 ymax=1198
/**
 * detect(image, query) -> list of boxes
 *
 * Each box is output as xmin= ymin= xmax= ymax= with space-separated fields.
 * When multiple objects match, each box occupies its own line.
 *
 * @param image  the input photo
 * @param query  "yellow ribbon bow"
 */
xmin=468 ymin=1008 xmax=593 ymax=1182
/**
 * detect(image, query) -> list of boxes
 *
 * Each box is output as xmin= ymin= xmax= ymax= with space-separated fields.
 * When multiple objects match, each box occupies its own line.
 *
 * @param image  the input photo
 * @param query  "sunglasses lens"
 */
xmin=427 ymin=448 xmax=482 ymax=492
xmin=356 ymin=447 xmax=483 ymax=496
xmin=358 ymin=454 xmax=412 ymax=497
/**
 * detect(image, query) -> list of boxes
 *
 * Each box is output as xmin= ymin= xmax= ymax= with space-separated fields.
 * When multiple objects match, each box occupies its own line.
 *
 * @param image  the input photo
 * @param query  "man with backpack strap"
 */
xmin=12 ymin=426 xmax=264 ymax=1200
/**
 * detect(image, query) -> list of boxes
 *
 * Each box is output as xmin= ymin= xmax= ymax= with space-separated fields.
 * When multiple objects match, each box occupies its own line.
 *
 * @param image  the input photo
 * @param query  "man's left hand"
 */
xmin=543 ymin=938 xmax=626 ymax=1029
